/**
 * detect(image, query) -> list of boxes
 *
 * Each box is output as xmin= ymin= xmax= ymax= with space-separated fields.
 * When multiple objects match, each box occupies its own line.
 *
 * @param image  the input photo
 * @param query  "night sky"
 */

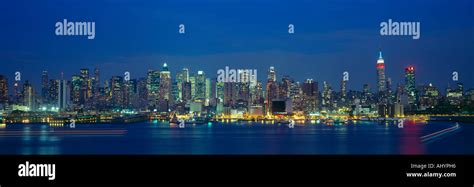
xmin=0 ymin=0 xmax=473 ymax=92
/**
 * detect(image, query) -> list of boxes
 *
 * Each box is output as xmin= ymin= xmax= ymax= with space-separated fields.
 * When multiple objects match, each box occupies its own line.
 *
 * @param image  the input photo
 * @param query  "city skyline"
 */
xmin=0 ymin=50 xmax=469 ymax=96
xmin=0 ymin=48 xmax=471 ymax=119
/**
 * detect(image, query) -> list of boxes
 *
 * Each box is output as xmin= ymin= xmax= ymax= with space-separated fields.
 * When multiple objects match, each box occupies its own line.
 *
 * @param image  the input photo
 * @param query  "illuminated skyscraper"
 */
xmin=13 ymin=80 xmax=21 ymax=103
xmin=58 ymin=79 xmax=70 ymax=111
xmin=189 ymin=76 xmax=195 ymax=99
xmin=376 ymin=51 xmax=386 ymax=93
xmin=224 ymin=82 xmax=236 ymax=107
xmin=171 ymin=81 xmax=179 ymax=104
xmin=446 ymin=82 xmax=464 ymax=106
xmin=182 ymin=81 xmax=192 ymax=103
xmin=289 ymin=81 xmax=303 ymax=112
xmin=303 ymin=79 xmax=318 ymax=96
xmin=341 ymin=79 xmax=347 ymax=98
xmin=158 ymin=63 xmax=171 ymax=111
xmin=123 ymin=79 xmax=137 ymax=108
xmin=405 ymin=66 xmax=416 ymax=105
xmin=250 ymin=81 xmax=263 ymax=105
xmin=176 ymin=68 xmax=189 ymax=101
xmin=216 ymin=81 xmax=225 ymax=103
xmin=147 ymin=69 xmax=160 ymax=108
xmin=238 ymin=71 xmax=250 ymax=103
xmin=302 ymin=79 xmax=318 ymax=113
xmin=205 ymin=78 xmax=212 ymax=100
xmin=267 ymin=66 xmax=276 ymax=82
xmin=195 ymin=71 xmax=206 ymax=99
xmin=159 ymin=63 xmax=171 ymax=100
xmin=137 ymin=78 xmax=148 ymax=109
xmin=93 ymin=67 xmax=100 ymax=99
xmin=80 ymin=68 xmax=91 ymax=103
xmin=22 ymin=81 xmax=34 ymax=111
xmin=322 ymin=81 xmax=333 ymax=108
xmin=0 ymin=75 xmax=8 ymax=105
xmin=386 ymin=77 xmax=393 ymax=96
xmin=71 ymin=75 xmax=82 ymax=105
xmin=419 ymin=83 xmax=439 ymax=109
xmin=362 ymin=83 xmax=370 ymax=104
xmin=265 ymin=67 xmax=279 ymax=114
xmin=111 ymin=76 xmax=124 ymax=107
xmin=48 ymin=79 xmax=59 ymax=103
xmin=147 ymin=69 xmax=160 ymax=96
xmin=280 ymin=75 xmax=291 ymax=99
xmin=104 ymin=80 xmax=111 ymax=100
xmin=41 ymin=70 xmax=49 ymax=101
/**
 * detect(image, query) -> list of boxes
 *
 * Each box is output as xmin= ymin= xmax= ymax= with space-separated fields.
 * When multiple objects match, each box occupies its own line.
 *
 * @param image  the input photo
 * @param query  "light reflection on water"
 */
xmin=0 ymin=121 xmax=471 ymax=155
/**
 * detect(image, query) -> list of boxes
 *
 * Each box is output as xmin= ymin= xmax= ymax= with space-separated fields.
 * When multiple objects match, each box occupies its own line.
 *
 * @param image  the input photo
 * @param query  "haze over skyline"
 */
xmin=0 ymin=0 xmax=473 ymax=91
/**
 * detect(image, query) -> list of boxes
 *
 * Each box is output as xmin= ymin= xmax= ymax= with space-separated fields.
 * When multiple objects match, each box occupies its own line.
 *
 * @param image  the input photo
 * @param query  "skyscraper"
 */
xmin=205 ymin=78 xmax=212 ymax=100
xmin=322 ymin=81 xmax=333 ymax=108
xmin=123 ymin=79 xmax=137 ymax=108
xmin=159 ymin=63 xmax=171 ymax=100
xmin=419 ymin=83 xmax=439 ymax=109
xmin=104 ymin=80 xmax=111 ymax=100
xmin=13 ymin=80 xmax=21 ymax=103
xmin=376 ymin=51 xmax=386 ymax=93
xmin=405 ymin=66 xmax=416 ymax=105
xmin=216 ymin=81 xmax=225 ymax=103
xmin=137 ymin=78 xmax=148 ymax=109
xmin=195 ymin=71 xmax=206 ymax=99
xmin=158 ymin=63 xmax=171 ymax=111
xmin=267 ymin=66 xmax=276 ymax=82
xmin=182 ymin=81 xmax=192 ymax=103
xmin=237 ymin=70 xmax=250 ymax=103
xmin=303 ymin=79 xmax=318 ymax=96
xmin=302 ymin=79 xmax=318 ymax=113
xmin=171 ymin=81 xmax=180 ymax=104
xmin=41 ymin=70 xmax=49 ymax=102
xmin=111 ymin=76 xmax=124 ymax=107
xmin=176 ymin=68 xmax=189 ymax=101
xmin=280 ymin=75 xmax=291 ymax=99
xmin=250 ymin=81 xmax=262 ymax=105
xmin=48 ymin=79 xmax=59 ymax=104
xmin=0 ymin=75 xmax=8 ymax=105
xmin=341 ymin=79 xmax=347 ymax=98
xmin=93 ymin=67 xmax=100 ymax=99
xmin=147 ymin=69 xmax=160 ymax=108
xmin=446 ymin=82 xmax=464 ymax=106
xmin=22 ymin=81 xmax=34 ymax=111
xmin=224 ymin=82 xmax=236 ymax=107
xmin=265 ymin=67 xmax=279 ymax=114
xmin=80 ymin=68 xmax=91 ymax=103
xmin=189 ymin=76 xmax=196 ymax=99
xmin=58 ymin=79 xmax=70 ymax=111
xmin=71 ymin=75 xmax=82 ymax=105
xmin=289 ymin=81 xmax=303 ymax=112
xmin=386 ymin=77 xmax=393 ymax=96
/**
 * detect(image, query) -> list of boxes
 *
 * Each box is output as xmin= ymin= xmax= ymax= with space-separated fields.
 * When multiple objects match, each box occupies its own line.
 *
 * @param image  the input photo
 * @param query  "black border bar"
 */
xmin=0 ymin=155 xmax=472 ymax=186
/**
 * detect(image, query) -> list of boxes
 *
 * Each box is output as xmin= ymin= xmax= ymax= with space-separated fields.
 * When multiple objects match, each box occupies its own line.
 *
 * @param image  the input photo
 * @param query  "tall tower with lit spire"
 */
xmin=376 ymin=51 xmax=386 ymax=93
xmin=157 ymin=62 xmax=171 ymax=111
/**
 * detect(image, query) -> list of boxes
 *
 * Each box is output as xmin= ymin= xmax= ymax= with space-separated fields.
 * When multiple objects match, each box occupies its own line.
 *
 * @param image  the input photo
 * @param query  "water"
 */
xmin=0 ymin=121 xmax=472 ymax=155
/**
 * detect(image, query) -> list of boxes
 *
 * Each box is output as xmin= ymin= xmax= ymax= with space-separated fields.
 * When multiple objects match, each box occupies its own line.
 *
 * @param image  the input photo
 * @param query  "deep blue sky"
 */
xmin=0 ymin=0 xmax=473 ymax=92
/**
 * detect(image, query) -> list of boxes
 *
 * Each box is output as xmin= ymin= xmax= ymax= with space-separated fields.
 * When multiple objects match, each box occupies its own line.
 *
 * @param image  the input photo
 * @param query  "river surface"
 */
xmin=0 ymin=120 xmax=472 ymax=154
